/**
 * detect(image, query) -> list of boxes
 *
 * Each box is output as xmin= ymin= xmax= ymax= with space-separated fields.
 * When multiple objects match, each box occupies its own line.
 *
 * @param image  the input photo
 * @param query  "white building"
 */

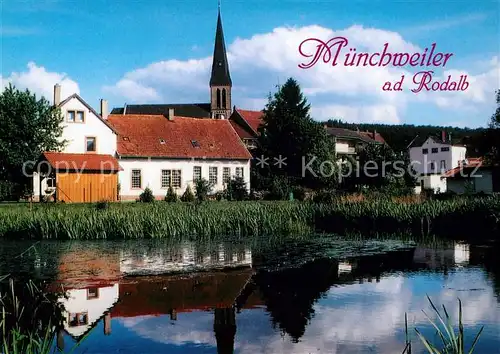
xmin=106 ymin=111 xmax=251 ymax=200
xmin=33 ymin=86 xmax=121 ymax=202
xmin=409 ymin=136 xmax=466 ymax=193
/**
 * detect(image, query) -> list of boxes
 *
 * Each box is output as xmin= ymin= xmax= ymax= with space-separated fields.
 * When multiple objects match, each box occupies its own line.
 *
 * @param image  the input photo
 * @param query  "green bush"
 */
xmin=225 ymin=176 xmax=248 ymax=201
xmin=139 ymin=187 xmax=155 ymax=203
xmin=180 ymin=185 xmax=195 ymax=202
xmin=164 ymin=186 xmax=178 ymax=202
xmin=195 ymin=178 xmax=213 ymax=202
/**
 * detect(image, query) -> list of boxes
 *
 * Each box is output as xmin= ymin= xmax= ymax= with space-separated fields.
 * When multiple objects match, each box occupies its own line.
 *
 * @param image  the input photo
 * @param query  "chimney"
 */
xmin=53 ymin=84 xmax=61 ymax=106
xmin=100 ymin=99 xmax=108 ymax=120
xmin=168 ymin=108 xmax=174 ymax=121
xmin=373 ymin=130 xmax=377 ymax=140
xmin=123 ymin=103 xmax=127 ymax=115
xmin=442 ymin=130 xmax=446 ymax=143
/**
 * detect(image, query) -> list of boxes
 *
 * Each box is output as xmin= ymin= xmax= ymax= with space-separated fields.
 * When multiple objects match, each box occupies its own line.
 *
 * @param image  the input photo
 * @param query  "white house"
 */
xmin=107 ymin=110 xmax=252 ymax=200
xmin=33 ymin=85 xmax=121 ymax=202
xmin=443 ymin=158 xmax=498 ymax=194
xmin=409 ymin=136 xmax=466 ymax=193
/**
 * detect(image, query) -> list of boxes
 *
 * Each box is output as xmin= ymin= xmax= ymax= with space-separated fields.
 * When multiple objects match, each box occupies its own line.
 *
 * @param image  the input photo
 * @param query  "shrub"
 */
xmin=195 ymin=178 xmax=213 ymax=202
xmin=266 ymin=176 xmax=291 ymax=200
xmin=95 ymin=200 xmax=110 ymax=210
xmin=225 ymin=176 xmax=248 ymax=201
xmin=139 ymin=187 xmax=155 ymax=203
xmin=164 ymin=186 xmax=178 ymax=202
xmin=180 ymin=185 xmax=195 ymax=202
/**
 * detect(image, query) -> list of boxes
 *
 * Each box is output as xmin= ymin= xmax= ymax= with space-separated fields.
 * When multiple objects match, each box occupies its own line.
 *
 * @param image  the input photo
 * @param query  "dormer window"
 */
xmin=123 ymin=137 xmax=130 ymax=141
xmin=191 ymin=140 xmax=200 ymax=148
xmin=159 ymin=139 xmax=166 ymax=145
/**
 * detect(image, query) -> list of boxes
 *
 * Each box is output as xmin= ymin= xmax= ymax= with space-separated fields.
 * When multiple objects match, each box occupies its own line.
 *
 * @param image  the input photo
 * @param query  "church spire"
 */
xmin=210 ymin=7 xmax=232 ymax=87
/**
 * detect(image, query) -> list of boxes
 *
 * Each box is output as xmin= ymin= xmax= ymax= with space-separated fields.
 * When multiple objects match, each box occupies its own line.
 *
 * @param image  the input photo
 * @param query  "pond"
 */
xmin=1 ymin=236 xmax=499 ymax=354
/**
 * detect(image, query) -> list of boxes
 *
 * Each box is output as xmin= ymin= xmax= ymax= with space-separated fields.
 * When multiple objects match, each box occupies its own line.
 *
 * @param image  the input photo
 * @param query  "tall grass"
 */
xmin=404 ymin=296 xmax=484 ymax=354
xmin=0 ymin=197 xmax=498 ymax=240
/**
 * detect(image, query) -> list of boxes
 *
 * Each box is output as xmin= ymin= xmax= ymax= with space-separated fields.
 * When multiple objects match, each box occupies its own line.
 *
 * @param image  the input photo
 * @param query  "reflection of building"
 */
xmin=120 ymin=242 xmax=252 ymax=276
xmin=412 ymin=243 xmax=470 ymax=269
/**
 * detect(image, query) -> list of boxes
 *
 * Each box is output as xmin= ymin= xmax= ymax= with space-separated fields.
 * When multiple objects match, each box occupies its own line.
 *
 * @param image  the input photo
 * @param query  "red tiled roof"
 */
xmin=42 ymin=152 xmax=122 ymax=172
xmin=236 ymin=109 xmax=264 ymax=134
xmin=107 ymin=114 xmax=252 ymax=160
xmin=359 ymin=131 xmax=386 ymax=144
xmin=230 ymin=120 xmax=254 ymax=139
xmin=443 ymin=158 xmax=483 ymax=178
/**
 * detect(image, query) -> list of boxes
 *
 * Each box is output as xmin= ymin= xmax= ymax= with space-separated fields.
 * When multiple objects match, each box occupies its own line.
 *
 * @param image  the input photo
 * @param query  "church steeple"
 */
xmin=210 ymin=6 xmax=232 ymax=119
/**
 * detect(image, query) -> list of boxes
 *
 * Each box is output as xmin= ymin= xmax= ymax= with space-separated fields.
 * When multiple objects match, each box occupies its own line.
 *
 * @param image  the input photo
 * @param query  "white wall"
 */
xmin=447 ymin=170 xmax=493 ymax=194
xmin=118 ymin=158 xmax=251 ymax=198
xmin=32 ymin=96 xmax=117 ymax=198
xmin=418 ymin=174 xmax=447 ymax=193
xmin=335 ymin=142 xmax=351 ymax=154
xmin=58 ymin=284 xmax=119 ymax=338
xmin=409 ymin=138 xmax=466 ymax=175
xmin=59 ymin=97 xmax=117 ymax=155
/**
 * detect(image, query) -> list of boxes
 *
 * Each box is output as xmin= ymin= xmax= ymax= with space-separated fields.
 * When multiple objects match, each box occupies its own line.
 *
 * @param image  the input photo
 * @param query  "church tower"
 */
xmin=210 ymin=7 xmax=232 ymax=119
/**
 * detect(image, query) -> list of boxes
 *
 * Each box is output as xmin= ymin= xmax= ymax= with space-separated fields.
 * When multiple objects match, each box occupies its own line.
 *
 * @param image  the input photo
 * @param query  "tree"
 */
xmin=194 ymin=178 xmax=213 ymax=201
xmin=256 ymin=78 xmax=337 ymax=190
xmin=139 ymin=187 xmax=155 ymax=203
xmin=180 ymin=185 xmax=195 ymax=202
xmin=0 ymin=84 xmax=65 ymax=200
xmin=164 ymin=186 xmax=178 ymax=202
xmin=224 ymin=176 xmax=248 ymax=201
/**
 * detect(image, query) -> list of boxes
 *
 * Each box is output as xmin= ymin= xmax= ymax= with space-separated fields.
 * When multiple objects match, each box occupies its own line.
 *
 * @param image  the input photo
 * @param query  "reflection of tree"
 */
xmin=254 ymin=258 xmax=339 ymax=342
xmin=470 ymin=244 xmax=500 ymax=299
xmin=214 ymin=307 xmax=236 ymax=354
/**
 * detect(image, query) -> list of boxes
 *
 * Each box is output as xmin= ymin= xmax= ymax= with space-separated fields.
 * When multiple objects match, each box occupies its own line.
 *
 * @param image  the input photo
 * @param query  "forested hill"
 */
xmin=324 ymin=119 xmax=485 ymax=155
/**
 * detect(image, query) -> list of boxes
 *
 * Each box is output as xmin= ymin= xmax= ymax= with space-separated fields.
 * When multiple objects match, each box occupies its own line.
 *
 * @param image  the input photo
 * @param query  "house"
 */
xmin=409 ymin=134 xmax=466 ymax=193
xmin=33 ymin=87 xmax=122 ymax=203
xmin=228 ymin=108 xmax=264 ymax=150
xmin=325 ymin=127 xmax=385 ymax=157
xmin=106 ymin=111 xmax=251 ymax=200
xmin=443 ymin=158 xmax=499 ymax=194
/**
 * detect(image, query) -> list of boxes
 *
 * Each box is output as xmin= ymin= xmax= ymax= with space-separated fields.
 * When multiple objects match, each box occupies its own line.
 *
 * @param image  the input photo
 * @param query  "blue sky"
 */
xmin=2 ymin=0 xmax=499 ymax=127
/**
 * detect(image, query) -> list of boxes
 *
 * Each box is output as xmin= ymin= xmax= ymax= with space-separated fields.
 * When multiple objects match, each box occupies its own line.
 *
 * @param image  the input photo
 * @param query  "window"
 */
xmin=161 ymin=170 xmax=181 ymax=188
xmin=86 ymin=137 xmax=96 ymax=152
xmin=69 ymin=312 xmax=88 ymax=327
xmin=235 ymin=167 xmax=244 ymax=178
xmin=131 ymin=170 xmax=142 ymax=189
xmin=67 ymin=110 xmax=84 ymax=123
xmin=222 ymin=88 xmax=227 ymax=109
xmin=431 ymin=148 xmax=438 ymax=153
xmin=430 ymin=161 xmax=435 ymax=172
xmin=87 ymin=288 xmax=99 ymax=300
xmin=440 ymin=160 xmax=446 ymax=171
xmin=161 ymin=170 xmax=171 ymax=188
xmin=46 ymin=177 xmax=56 ymax=189
xmin=159 ymin=139 xmax=166 ymax=145
xmin=441 ymin=147 xmax=450 ymax=152
xmin=223 ymin=167 xmax=230 ymax=183
xmin=209 ymin=167 xmax=218 ymax=185
xmin=193 ymin=166 xmax=202 ymax=182
xmin=216 ymin=88 xmax=221 ymax=108
xmin=172 ymin=170 xmax=181 ymax=188
xmin=422 ymin=148 xmax=428 ymax=154
xmin=191 ymin=140 xmax=200 ymax=148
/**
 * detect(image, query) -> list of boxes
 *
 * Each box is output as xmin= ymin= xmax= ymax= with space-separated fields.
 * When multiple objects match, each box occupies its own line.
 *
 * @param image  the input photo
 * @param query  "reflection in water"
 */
xmin=1 ymin=239 xmax=499 ymax=353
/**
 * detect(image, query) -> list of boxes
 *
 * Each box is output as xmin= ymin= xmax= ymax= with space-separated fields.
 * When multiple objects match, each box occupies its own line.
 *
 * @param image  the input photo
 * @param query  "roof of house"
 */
xmin=408 ymin=135 xmax=465 ymax=149
xmin=359 ymin=131 xmax=386 ymax=144
xmin=325 ymin=127 xmax=381 ymax=144
xmin=110 ymin=103 xmax=212 ymax=118
xmin=229 ymin=108 xmax=264 ymax=139
xmin=58 ymin=94 xmax=118 ymax=134
xmin=111 ymin=270 xmax=253 ymax=318
xmin=41 ymin=152 xmax=122 ymax=172
xmin=443 ymin=158 xmax=484 ymax=178
xmin=106 ymin=114 xmax=252 ymax=160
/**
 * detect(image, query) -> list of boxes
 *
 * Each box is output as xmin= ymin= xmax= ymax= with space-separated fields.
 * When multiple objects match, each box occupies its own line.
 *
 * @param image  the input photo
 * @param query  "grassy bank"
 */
xmin=0 ymin=198 xmax=499 ymax=240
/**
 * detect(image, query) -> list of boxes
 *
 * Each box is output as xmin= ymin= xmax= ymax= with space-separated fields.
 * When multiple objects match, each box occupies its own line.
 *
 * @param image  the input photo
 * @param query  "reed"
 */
xmin=0 ymin=197 xmax=498 ymax=240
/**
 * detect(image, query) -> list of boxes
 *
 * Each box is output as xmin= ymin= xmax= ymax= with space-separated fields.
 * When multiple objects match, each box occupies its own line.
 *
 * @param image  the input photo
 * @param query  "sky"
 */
xmin=1 ymin=0 xmax=499 ymax=127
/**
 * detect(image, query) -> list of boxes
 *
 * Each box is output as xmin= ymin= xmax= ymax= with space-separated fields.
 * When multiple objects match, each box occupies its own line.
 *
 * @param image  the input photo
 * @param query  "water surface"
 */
xmin=1 ymin=237 xmax=499 ymax=354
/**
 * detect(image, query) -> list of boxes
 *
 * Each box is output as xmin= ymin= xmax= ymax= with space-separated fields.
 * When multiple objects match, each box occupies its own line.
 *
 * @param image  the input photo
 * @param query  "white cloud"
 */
xmin=1 ymin=62 xmax=79 ymax=102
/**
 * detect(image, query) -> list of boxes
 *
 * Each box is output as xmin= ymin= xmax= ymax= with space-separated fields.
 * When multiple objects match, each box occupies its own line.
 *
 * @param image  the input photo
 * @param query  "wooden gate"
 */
xmin=56 ymin=172 xmax=118 ymax=203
